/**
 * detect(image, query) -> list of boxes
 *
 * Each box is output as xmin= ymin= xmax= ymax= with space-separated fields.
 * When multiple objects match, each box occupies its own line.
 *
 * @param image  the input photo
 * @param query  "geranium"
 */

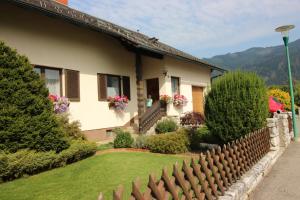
xmin=173 ymin=94 xmax=188 ymax=107
xmin=108 ymin=95 xmax=129 ymax=111
xmin=48 ymin=94 xmax=70 ymax=114
xmin=160 ymin=94 xmax=172 ymax=104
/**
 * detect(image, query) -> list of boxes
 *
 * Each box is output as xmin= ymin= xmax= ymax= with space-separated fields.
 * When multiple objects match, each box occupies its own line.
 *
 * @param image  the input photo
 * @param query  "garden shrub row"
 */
xmin=146 ymin=129 xmax=190 ymax=154
xmin=0 ymin=140 xmax=96 ymax=182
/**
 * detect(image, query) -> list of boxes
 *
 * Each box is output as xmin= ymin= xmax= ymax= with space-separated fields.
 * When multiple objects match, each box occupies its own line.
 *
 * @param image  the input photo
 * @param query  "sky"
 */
xmin=69 ymin=0 xmax=300 ymax=58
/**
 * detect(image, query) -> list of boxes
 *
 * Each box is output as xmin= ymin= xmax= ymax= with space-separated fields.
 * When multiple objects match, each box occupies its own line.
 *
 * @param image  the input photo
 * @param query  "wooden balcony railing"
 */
xmin=139 ymin=101 xmax=166 ymax=133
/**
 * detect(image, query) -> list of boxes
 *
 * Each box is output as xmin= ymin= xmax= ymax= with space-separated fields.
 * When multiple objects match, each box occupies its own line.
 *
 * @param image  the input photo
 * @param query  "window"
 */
xmin=107 ymin=75 xmax=121 ymax=97
xmin=98 ymin=74 xmax=130 ymax=101
xmin=34 ymin=66 xmax=62 ymax=96
xmin=171 ymin=76 xmax=180 ymax=95
xmin=65 ymin=69 xmax=80 ymax=101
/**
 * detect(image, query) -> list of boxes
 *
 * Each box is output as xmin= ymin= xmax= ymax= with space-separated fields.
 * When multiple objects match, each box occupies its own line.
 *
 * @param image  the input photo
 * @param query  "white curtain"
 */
xmin=45 ymin=69 xmax=60 ymax=96
xmin=107 ymin=76 xmax=120 ymax=97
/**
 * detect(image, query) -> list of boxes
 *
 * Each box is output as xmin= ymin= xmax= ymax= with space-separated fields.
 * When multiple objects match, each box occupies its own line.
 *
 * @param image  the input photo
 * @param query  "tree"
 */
xmin=0 ymin=41 xmax=69 ymax=152
xmin=205 ymin=71 xmax=269 ymax=143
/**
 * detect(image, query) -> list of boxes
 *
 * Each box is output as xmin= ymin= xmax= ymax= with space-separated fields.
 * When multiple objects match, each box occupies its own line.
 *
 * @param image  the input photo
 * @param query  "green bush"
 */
xmin=0 ymin=41 xmax=69 ymax=152
xmin=133 ymin=135 xmax=148 ymax=149
xmin=146 ymin=129 xmax=189 ymax=154
xmin=155 ymin=118 xmax=178 ymax=134
xmin=113 ymin=129 xmax=134 ymax=148
xmin=0 ymin=140 xmax=96 ymax=182
xmin=187 ymin=126 xmax=221 ymax=150
xmin=56 ymin=113 xmax=86 ymax=140
xmin=205 ymin=71 xmax=268 ymax=143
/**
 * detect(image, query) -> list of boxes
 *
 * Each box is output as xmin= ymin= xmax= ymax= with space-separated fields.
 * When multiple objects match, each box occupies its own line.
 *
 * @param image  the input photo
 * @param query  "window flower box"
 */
xmin=48 ymin=94 xmax=70 ymax=114
xmin=173 ymin=94 xmax=187 ymax=107
xmin=108 ymin=95 xmax=129 ymax=111
xmin=160 ymin=94 xmax=172 ymax=105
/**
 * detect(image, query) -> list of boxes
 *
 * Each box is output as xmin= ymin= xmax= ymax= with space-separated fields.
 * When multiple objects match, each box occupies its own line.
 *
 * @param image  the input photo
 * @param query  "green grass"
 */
xmin=96 ymin=142 xmax=114 ymax=151
xmin=0 ymin=152 xmax=185 ymax=200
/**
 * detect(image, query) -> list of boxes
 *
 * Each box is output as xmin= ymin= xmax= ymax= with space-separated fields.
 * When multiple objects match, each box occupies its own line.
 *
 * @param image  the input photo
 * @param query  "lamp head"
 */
xmin=275 ymin=25 xmax=295 ymax=37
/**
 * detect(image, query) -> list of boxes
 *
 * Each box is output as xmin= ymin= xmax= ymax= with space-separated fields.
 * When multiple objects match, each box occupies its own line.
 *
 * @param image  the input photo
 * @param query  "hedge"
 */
xmin=0 ymin=140 xmax=96 ymax=182
xmin=146 ymin=129 xmax=189 ymax=154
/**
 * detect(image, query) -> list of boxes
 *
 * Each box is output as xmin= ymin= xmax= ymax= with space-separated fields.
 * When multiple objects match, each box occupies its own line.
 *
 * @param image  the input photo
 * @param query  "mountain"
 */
xmin=205 ymin=39 xmax=300 ymax=85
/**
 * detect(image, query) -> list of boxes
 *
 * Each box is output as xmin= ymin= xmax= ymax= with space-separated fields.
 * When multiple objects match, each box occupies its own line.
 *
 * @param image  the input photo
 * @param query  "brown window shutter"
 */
xmin=65 ymin=69 xmax=80 ymax=101
xmin=98 ymin=73 xmax=107 ymax=101
xmin=122 ymin=76 xmax=130 ymax=100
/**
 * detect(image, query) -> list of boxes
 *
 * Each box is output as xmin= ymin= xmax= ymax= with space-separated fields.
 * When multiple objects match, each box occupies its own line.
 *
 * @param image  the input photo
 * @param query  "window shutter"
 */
xmin=65 ymin=69 xmax=80 ymax=101
xmin=122 ymin=76 xmax=130 ymax=100
xmin=98 ymin=73 xmax=107 ymax=101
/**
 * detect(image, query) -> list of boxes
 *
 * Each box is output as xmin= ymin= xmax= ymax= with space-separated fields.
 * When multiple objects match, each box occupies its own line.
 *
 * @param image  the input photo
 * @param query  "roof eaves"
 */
xmin=7 ymin=0 xmax=227 ymax=72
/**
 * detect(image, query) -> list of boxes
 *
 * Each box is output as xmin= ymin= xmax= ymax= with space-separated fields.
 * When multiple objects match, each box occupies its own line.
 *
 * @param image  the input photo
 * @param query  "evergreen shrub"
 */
xmin=187 ymin=125 xmax=221 ymax=150
xmin=155 ymin=118 xmax=178 ymax=134
xmin=133 ymin=135 xmax=148 ymax=149
xmin=0 ymin=140 xmax=96 ymax=182
xmin=146 ymin=129 xmax=189 ymax=154
xmin=113 ymin=129 xmax=134 ymax=148
xmin=205 ymin=71 xmax=268 ymax=143
xmin=56 ymin=113 xmax=86 ymax=140
xmin=0 ymin=41 xmax=69 ymax=152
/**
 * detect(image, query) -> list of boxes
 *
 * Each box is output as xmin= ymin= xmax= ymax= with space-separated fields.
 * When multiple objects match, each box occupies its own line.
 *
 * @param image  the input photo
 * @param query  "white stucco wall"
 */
xmin=0 ymin=2 xmax=137 ymax=130
xmin=164 ymin=56 xmax=211 ymax=116
xmin=0 ymin=2 xmax=212 ymax=131
xmin=141 ymin=55 xmax=167 ymax=98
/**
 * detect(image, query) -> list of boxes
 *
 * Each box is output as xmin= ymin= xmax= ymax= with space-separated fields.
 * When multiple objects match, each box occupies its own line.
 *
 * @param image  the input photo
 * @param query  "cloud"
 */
xmin=69 ymin=0 xmax=300 ymax=57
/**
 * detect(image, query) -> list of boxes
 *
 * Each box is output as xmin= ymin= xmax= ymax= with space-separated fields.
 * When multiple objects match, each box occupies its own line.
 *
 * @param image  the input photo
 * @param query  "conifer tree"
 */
xmin=205 ymin=71 xmax=268 ymax=143
xmin=0 ymin=42 xmax=69 ymax=152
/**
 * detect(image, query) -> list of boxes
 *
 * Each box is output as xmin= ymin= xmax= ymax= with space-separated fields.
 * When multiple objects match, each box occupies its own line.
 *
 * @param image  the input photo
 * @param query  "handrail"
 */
xmin=139 ymin=101 xmax=166 ymax=133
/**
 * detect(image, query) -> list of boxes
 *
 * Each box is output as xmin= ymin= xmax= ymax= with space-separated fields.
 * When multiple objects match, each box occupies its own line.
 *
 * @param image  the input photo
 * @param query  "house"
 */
xmin=0 ymin=0 xmax=225 ymax=140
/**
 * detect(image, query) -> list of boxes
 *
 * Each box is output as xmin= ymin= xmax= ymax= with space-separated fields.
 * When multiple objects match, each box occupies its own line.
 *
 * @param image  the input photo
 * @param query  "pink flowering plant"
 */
xmin=173 ymin=94 xmax=188 ymax=107
xmin=160 ymin=94 xmax=172 ymax=104
xmin=108 ymin=95 xmax=129 ymax=111
xmin=48 ymin=94 xmax=70 ymax=114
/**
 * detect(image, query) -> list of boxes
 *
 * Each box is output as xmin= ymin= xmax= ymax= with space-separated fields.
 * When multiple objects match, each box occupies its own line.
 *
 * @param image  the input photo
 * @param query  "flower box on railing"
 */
xmin=108 ymin=95 xmax=128 ymax=111
xmin=173 ymin=94 xmax=187 ymax=107
xmin=48 ymin=94 xmax=70 ymax=114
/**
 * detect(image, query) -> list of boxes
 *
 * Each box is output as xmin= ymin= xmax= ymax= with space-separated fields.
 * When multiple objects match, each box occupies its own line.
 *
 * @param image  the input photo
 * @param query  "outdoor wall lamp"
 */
xmin=162 ymin=69 xmax=168 ymax=77
xmin=275 ymin=24 xmax=298 ymax=139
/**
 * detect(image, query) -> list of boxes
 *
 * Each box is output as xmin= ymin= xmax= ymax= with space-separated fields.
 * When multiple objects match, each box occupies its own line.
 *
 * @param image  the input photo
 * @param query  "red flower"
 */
xmin=48 ymin=94 xmax=57 ymax=102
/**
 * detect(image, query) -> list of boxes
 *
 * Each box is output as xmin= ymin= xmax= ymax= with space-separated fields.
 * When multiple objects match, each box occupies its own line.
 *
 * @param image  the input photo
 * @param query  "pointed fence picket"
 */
xmin=98 ymin=128 xmax=270 ymax=200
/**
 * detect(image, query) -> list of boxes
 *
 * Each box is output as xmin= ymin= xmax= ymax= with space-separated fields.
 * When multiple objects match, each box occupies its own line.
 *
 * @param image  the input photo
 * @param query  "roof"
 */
xmin=8 ymin=0 xmax=226 ymax=72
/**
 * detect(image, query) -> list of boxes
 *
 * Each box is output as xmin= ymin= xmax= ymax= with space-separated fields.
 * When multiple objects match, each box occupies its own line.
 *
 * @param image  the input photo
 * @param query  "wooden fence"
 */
xmin=98 ymin=128 xmax=270 ymax=200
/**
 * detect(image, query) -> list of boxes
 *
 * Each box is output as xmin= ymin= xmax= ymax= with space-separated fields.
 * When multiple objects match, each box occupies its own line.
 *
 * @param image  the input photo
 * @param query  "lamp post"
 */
xmin=275 ymin=25 xmax=298 ymax=139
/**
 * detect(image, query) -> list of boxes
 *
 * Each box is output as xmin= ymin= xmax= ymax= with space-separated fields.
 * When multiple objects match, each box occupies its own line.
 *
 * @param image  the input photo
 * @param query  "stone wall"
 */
xmin=273 ymin=112 xmax=292 ymax=147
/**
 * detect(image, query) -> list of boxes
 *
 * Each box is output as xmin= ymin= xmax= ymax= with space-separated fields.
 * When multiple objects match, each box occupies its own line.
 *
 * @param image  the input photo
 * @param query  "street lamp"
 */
xmin=275 ymin=25 xmax=298 ymax=139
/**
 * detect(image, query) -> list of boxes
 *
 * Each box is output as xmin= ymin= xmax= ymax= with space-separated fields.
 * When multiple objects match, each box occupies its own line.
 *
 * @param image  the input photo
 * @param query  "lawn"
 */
xmin=0 ymin=152 xmax=186 ymax=200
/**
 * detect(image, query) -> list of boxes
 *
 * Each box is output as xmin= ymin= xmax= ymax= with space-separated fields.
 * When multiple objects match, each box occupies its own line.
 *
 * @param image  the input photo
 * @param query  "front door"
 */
xmin=192 ymin=86 xmax=204 ymax=113
xmin=146 ymin=78 xmax=159 ymax=102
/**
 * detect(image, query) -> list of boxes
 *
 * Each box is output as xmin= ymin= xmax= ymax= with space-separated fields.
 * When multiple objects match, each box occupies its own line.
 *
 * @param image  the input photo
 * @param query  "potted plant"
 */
xmin=173 ymin=94 xmax=187 ymax=107
xmin=48 ymin=94 xmax=70 ymax=114
xmin=160 ymin=94 xmax=172 ymax=105
xmin=108 ymin=95 xmax=129 ymax=111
